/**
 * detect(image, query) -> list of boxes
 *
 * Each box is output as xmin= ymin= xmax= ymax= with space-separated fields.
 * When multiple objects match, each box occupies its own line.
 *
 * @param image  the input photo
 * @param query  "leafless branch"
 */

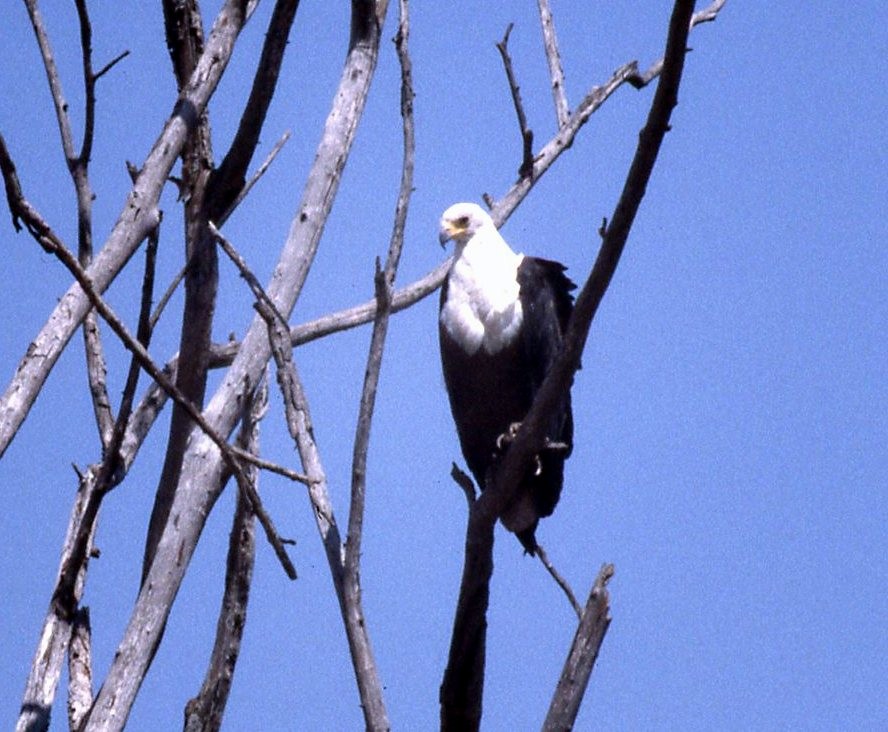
xmin=144 ymin=0 xmax=220 ymax=583
xmin=536 ymin=0 xmax=570 ymax=127
xmin=210 ymin=0 xmax=301 ymax=223
xmin=441 ymin=0 xmax=702 ymax=726
xmin=345 ymin=0 xmax=415 ymax=602
xmin=23 ymin=0 xmax=77 ymax=165
xmin=536 ymin=544 xmax=582 ymax=620
xmin=14 ymin=465 xmax=101 ymax=732
xmin=27 ymin=0 xmax=119 ymax=448
xmin=82 ymin=310 xmax=115 ymax=448
xmin=149 ymin=262 xmax=187 ymax=331
xmin=543 ymin=564 xmax=614 ymax=731
xmin=210 ymin=222 xmax=290 ymax=325
xmin=451 ymin=463 xmax=477 ymax=509
xmin=0 ymin=0 xmax=251 ymax=461
xmin=184 ymin=381 xmax=265 ymax=732
xmin=92 ymin=49 xmax=130 ymax=82
xmin=628 ymin=0 xmax=727 ymax=88
xmin=219 ymin=129 xmax=291 ymax=226
xmin=84 ymin=2 xmax=390 ymax=725
xmin=261 ymin=306 xmax=390 ymax=730
xmin=496 ymin=24 xmax=535 ymax=179
xmin=67 ymin=607 xmax=93 ymax=731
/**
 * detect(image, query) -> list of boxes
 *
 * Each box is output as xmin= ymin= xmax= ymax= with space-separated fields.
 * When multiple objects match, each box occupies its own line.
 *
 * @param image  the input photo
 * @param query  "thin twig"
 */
xmin=209 ymin=222 xmax=290 ymax=326
xmin=495 ymin=24 xmax=535 ymax=178
xmin=628 ymin=0 xmax=727 ymax=88
xmin=451 ymin=463 xmax=476 ymax=510
xmin=218 ymin=129 xmax=291 ymax=226
xmin=93 ymin=49 xmax=130 ymax=81
xmin=536 ymin=0 xmax=570 ymax=127
xmin=149 ymin=262 xmax=187 ymax=331
xmin=535 ymin=544 xmax=582 ymax=619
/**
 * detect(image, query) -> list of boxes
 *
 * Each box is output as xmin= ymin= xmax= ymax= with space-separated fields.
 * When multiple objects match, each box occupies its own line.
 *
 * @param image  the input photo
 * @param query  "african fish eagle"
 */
xmin=438 ymin=202 xmax=575 ymax=554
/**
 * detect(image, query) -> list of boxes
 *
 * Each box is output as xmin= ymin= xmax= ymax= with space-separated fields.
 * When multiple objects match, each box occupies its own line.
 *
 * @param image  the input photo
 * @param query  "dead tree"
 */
xmin=0 ymin=1 xmax=726 ymax=730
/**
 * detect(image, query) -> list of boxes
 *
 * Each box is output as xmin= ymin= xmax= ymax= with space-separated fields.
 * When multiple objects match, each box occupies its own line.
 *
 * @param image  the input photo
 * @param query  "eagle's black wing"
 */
xmin=515 ymin=256 xmax=576 ymax=522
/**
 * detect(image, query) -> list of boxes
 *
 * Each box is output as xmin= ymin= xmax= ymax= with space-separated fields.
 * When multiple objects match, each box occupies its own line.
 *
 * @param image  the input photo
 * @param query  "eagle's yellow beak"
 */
xmin=438 ymin=220 xmax=463 ymax=247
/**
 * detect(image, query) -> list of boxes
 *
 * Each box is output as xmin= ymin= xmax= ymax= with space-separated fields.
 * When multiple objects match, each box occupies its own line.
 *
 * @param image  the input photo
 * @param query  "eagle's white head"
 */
xmin=438 ymin=202 xmax=496 ymax=247
xmin=438 ymin=202 xmax=524 ymax=355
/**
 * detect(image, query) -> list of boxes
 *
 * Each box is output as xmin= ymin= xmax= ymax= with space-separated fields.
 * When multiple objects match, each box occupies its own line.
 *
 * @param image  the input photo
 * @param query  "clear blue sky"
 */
xmin=1 ymin=2 xmax=885 ymax=730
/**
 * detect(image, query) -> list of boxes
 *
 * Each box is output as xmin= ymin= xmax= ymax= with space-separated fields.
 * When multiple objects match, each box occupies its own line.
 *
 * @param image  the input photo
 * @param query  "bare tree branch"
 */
xmin=536 ymin=545 xmax=582 ymax=620
xmin=495 ymin=24 xmax=535 ymax=179
xmin=14 ymin=465 xmax=98 ymax=732
xmin=345 ymin=0 xmax=416 ymax=599
xmin=0 ymin=0 xmax=252 ymax=460
xmin=628 ymin=0 xmax=727 ymax=88
xmin=184 ymin=382 xmax=265 ymax=732
xmin=262 ymin=308 xmax=393 ymax=730
xmin=145 ymin=0 xmax=220 ymax=583
xmin=210 ymin=0 xmax=302 ymax=222
xmin=543 ymin=564 xmax=614 ymax=731
xmin=219 ymin=129 xmax=292 ymax=226
xmin=25 ymin=0 xmax=120 ymax=448
xmin=82 ymin=3 xmax=391 ymax=726
xmin=67 ymin=607 xmax=93 ymax=731
xmin=536 ymin=0 xmax=570 ymax=128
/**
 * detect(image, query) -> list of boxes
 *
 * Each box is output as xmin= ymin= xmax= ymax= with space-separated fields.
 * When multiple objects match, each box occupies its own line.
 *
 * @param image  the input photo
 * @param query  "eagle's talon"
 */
xmin=543 ymin=439 xmax=570 ymax=455
xmin=496 ymin=421 xmax=523 ymax=451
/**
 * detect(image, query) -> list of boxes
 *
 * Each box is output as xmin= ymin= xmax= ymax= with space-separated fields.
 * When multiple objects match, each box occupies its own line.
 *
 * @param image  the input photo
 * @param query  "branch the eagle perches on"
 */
xmin=1 ymin=1 xmax=727 ymax=730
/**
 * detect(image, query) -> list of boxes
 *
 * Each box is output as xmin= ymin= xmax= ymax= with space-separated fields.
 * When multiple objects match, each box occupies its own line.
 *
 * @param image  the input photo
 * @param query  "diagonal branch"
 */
xmin=260 ymin=291 xmax=391 ymax=730
xmin=145 ymin=0 xmax=220 ymax=583
xmin=0 ymin=0 xmax=252 ymax=461
xmin=542 ymin=564 xmax=614 ymax=730
xmin=628 ymin=0 xmax=727 ymax=88
xmin=209 ymin=0 xmax=302 ymax=222
xmin=495 ymin=24 xmax=535 ymax=179
xmin=184 ymin=380 xmax=265 ymax=732
xmin=536 ymin=0 xmax=570 ymax=128
xmin=84 ymin=2 xmax=391 ymax=727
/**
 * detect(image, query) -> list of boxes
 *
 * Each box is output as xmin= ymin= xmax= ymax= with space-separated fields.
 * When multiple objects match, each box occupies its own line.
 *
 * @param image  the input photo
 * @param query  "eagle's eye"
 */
xmin=455 ymin=216 xmax=469 ymax=227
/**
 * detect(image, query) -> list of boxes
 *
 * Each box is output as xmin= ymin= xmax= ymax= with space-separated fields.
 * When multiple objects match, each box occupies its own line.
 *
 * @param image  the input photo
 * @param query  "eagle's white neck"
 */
xmin=440 ymin=223 xmax=524 ymax=356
